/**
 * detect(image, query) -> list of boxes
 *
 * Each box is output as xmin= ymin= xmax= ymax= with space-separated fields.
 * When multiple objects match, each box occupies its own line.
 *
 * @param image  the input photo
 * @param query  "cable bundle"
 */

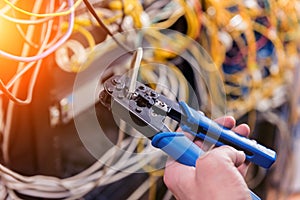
xmin=197 ymin=0 xmax=300 ymax=118
xmin=1 ymin=0 xmax=299 ymax=199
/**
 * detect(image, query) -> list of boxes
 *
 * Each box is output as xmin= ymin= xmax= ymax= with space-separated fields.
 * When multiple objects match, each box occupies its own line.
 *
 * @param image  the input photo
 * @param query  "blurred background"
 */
xmin=0 ymin=0 xmax=299 ymax=199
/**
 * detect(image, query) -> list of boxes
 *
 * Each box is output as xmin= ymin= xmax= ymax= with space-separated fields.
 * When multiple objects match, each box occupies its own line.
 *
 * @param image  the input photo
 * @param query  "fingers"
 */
xmin=215 ymin=146 xmax=246 ymax=167
xmin=179 ymin=115 xmax=250 ymax=139
xmin=214 ymin=117 xmax=251 ymax=176
xmin=232 ymin=124 xmax=250 ymax=138
xmin=194 ymin=116 xmax=236 ymax=149
xmin=220 ymin=146 xmax=246 ymax=167
xmin=193 ymin=116 xmax=251 ymax=151
xmin=214 ymin=116 xmax=236 ymax=129
xmin=196 ymin=146 xmax=246 ymax=175
xmin=237 ymin=162 xmax=249 ymax=177
xmin=230 ymin=121 xmax=251 ymax=175
xmin=174 ymin=115 xmax=251 ymax=177
xmin=215 ymin=116 xmax=250 ymax=138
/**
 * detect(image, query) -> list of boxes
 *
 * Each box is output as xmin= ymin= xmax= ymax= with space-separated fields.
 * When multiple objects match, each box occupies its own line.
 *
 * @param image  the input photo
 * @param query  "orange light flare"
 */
xmin=0 ymin=18 xmax=24 ymax=83
xmin=0 ymin=0 xmax=59 ymax=84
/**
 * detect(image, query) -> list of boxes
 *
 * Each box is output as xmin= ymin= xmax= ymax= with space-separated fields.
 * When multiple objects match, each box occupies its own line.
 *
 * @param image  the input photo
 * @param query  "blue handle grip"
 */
xmin=151 ymin=132 xmax=260 ymax=200
xmin=152 ymin=132 xmax=204 ymax=166
xmin=179 ymin=101 xmax=276 ymax=169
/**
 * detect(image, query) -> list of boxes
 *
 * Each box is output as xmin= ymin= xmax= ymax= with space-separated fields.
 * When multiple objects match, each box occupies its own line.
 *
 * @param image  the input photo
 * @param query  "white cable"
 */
xmin=0 ymin=4 xmax=193 ymax=199
xmin=129 ymin=47 xmax=143 ymax=94
xmin=0 ymin=0 xmax=18 ymax=14
xmin=155 ymin=64 xmax=169 ymax=94
xmin=162 ymin=189 xmax=173 ymax=200
xmin=55 ymin=39 xmax=87 ymax=72
xmin=0 ymin=179 xmax=8 ymax=199
xmin=127 ymin=176 xmax=159 ymax=200
xmin=2 ymin=0 xmax=55 ymax=163
xmin=0 ymin=97 xmax=4 ymax=133
xmin=2 ymin=0 xmax=45 ymax=165
xmin=0 ymin=135 xmax=162 ymax=199
xmin=0 ymin=3 xmax=66 ymax=25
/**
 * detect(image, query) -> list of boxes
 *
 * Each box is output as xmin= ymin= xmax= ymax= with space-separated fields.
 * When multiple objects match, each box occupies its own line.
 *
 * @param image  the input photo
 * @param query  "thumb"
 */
xmin=164 ymin=157 xmax=195 ymax=190
xmin=217 ymin=146 xmax=246 ymax=167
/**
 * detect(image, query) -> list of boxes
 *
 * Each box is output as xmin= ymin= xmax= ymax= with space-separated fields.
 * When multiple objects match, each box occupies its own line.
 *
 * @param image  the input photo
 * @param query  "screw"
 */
xmin=112 ymin=78 xmax=121 ymax=85
xmin=136 ymin=107 xmax=142 ymax=113
xmin=150 ymin=91 xmax=158 ymax=98
xmin=116 ymin=84 xmax=125 ymax=90
xmin=107 ymin=87 xmax=113 ymax=93
xmin=159 ymin=101 xmax=164 ymax=106
xmin=138 ymin=85 xmax=145 ymax=91
xmin=118 ymin=94 xmax=124 ymax=99
xmin=132 ymin=92 xmax=139 ymax=97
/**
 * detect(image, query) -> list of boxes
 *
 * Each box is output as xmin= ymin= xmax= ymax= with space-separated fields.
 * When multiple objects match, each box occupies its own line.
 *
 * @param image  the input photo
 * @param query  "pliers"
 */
xmin=99 ymin=75 xmax=277 ymax=200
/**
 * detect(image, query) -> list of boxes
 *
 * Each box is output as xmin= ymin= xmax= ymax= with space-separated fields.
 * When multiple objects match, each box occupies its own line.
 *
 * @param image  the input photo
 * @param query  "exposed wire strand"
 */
xmin=3 ymin=0 xmax=82 ymax=17
xmin=0 ymin=0 xmax=74 ymax=62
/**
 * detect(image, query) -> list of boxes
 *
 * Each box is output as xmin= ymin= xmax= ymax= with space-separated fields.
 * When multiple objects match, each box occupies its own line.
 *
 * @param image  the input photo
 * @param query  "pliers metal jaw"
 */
xmin=99 ymin=75 xmax=178 ymax=139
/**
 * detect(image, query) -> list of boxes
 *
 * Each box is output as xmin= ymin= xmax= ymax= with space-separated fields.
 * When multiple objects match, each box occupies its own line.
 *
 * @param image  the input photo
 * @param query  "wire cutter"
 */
xmin=99 ymin=75 xmax=277 ymax=200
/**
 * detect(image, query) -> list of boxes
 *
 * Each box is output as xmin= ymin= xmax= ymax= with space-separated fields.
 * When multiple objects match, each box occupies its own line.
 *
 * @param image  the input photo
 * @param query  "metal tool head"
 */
xmin=99 ymin=75 xmax=181 ymax=139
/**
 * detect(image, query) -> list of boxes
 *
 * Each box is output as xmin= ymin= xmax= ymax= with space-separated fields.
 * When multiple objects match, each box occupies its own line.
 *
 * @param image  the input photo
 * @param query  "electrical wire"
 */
xmin=0 ymin=0 xmax=74 ymax=62
xmin=55 ymin=22 xmax=96 ymax=72
xmin=0 ymin=136 xmax=164 ymax=199
xmin=0 ymin=2 xmax=67 ymax=25
xmin=0 ymin=0 xmax=18 ymax=14
xmin=15 ymin=23 xmax=39 ymax=48
xmin=0 ymin=0 xmax=297 ymax=199
xmin=0 ymin=2 xmax=57 ymax=105
xmin=0 ymin=97 xmax=4 ymax=134
xmin=128 ymin=47 xmax=143 ymax=94
xmin=3 ymin=0 xmax=82 ymax=17
xmin=2 ymin=0 xmax=46 ymax=166
xmin=82 ymin=0 xmax=132 ymax=53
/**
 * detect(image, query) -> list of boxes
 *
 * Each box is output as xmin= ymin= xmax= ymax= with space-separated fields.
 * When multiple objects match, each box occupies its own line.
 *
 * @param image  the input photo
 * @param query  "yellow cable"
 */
xmin=176 ymin=0 xmax=200 ymax=39
xmin=236 ymin=4 xmax=257 ymax=72
xmin=61 ymin=22 xmax=95 ymax=50
xmin=152 ymin=8 xmax=185 ymax=29
xmin=109 ymin=0 xmax=144 ymax=28
xmin=60 ymin=22 xmax=95 ymax=72
xmin=3 ymin=0 xmax=83 ymax=17
xmin=201 ymin=13 xmax=225 ymax=69
xmin=252 ymin=22 xmax=285 ymax=74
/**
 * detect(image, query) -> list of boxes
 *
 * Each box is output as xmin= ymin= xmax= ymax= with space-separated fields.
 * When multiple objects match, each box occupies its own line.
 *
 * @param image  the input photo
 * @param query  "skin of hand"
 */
xmin=163 ymin=116 xmax=252 ymax=200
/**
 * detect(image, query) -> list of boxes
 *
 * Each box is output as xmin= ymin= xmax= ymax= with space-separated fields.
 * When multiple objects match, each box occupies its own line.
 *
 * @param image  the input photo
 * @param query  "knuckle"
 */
xmin=163 ymin=170 xmax=177 ymax=189
xmin=197 ymin=146 xmax=235 ymax=167
xmin=197 ymin=152 xmax=219 ymax=169
xmin=218 ymin=145 xmax=235 ymax=152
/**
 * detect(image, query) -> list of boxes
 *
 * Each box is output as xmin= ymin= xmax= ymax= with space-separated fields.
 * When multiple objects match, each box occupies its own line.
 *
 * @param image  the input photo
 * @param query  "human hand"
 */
xmin=163 ymin=116 xmax=251 ymax=200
